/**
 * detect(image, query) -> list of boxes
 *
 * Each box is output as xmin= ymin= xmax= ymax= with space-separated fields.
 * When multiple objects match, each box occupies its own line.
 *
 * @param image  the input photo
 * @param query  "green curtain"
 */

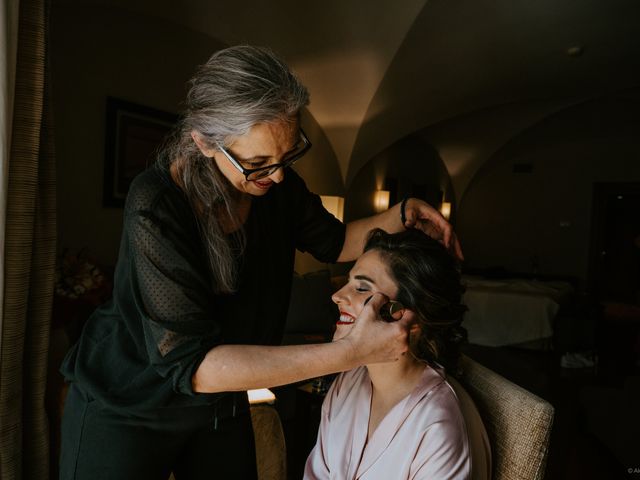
xmin=0 ymin=0 xmax=56 ymax=477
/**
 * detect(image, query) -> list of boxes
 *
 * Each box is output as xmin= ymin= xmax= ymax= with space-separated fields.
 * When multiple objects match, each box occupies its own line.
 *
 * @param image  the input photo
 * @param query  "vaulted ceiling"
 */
xmin=57 ymin=0 xmax=640 ymax=193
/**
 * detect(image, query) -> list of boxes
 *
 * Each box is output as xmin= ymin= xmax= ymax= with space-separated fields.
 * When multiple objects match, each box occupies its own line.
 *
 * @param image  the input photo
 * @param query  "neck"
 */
xmin=170 ymin=160 xmax=251 ymax=231
xmin=366 ymin=354 xmax=426 ymax=403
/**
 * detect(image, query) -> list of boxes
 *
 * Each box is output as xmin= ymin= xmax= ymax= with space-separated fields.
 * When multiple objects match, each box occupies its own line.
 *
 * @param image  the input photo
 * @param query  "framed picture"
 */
xmin=103 ymin=97 xmax=178 ymax=207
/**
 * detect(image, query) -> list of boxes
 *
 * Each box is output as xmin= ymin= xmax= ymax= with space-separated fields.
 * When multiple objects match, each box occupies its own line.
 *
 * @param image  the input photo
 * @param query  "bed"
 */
xmin=462 ymin=275 xmax=574 ymax=349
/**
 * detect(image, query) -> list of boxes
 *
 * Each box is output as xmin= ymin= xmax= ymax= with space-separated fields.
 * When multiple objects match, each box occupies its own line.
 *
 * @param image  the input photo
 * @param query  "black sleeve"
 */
xmin=123 ymin=195 xmax=221 ymax=396
xmin=288 ymin=170 xmax=346 ymax=263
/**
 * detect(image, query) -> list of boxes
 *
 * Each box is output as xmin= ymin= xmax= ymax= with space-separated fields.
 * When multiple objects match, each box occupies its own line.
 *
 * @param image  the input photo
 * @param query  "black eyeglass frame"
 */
xmin=216 ymin=129 xmax=312 ymax=181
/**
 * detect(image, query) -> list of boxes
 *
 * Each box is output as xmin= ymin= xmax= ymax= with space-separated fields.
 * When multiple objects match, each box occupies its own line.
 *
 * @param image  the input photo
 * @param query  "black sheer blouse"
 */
xmin=61 ymin=165 xmax=345 ymax=413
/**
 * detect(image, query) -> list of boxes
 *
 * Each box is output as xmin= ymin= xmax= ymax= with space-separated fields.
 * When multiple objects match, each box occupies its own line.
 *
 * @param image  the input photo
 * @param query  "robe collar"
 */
xmin=354 ymin=365 xmax=447 ymax=478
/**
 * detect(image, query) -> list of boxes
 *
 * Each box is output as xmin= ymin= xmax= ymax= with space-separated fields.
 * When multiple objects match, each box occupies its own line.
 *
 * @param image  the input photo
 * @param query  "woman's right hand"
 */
xmin=337 ymin=292 xmax=412 ymax=366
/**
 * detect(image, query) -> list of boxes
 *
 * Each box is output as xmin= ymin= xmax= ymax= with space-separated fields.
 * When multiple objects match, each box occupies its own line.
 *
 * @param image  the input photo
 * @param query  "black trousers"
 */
xmin=60 ymin=383 xmax=258 ymax=480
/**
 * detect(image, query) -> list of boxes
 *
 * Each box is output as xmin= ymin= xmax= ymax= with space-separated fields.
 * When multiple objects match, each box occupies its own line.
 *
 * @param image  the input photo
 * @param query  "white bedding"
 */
xmin=461 ymin=275 xmax=573 ymax=347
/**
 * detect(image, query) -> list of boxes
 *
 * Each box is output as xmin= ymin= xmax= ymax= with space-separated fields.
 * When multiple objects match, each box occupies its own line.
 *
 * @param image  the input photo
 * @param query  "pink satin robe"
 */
xmin=304 ymin=365 xmax=472 ymax=480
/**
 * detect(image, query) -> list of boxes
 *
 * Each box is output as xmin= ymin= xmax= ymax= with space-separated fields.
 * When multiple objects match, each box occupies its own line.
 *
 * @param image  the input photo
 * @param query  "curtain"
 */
xmin=0 ymin=0 xmax=56 ymax=477
xmin=0 ymin=0 xmax=20 ymax=339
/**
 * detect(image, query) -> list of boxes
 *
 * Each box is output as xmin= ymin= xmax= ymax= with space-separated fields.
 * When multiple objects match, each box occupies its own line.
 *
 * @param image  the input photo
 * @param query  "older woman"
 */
xmin=60 ymin=46 xmax=461 ymax=479
xmin=305 ymin=229 xmax=489 ymax=480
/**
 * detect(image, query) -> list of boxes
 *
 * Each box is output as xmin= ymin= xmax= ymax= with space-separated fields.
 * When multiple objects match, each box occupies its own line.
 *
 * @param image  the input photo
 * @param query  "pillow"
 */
xmin=285 ymin=270 xmax=337 ymax=335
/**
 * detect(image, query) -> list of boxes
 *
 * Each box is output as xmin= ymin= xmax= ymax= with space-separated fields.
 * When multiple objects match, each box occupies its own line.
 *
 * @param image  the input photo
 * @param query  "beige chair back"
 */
xmin=251 ymin=404 xmax=287 ymax=480
xmin=457 ymin=355 xmax=554 ymax=480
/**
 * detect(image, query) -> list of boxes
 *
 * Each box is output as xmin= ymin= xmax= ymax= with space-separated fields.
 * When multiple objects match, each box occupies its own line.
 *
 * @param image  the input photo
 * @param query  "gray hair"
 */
xmin=159 ymin=45 xmax=310 ymax=293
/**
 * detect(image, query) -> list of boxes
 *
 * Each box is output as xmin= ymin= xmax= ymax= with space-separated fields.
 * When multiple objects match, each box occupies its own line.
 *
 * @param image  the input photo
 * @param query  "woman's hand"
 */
xmin=336 ymin=293 xmax=412 ymax=365
xmin=339 ymin=198 xmax=463 ymax=263
xmin=402 ymin=198 xmax=464 ymax=261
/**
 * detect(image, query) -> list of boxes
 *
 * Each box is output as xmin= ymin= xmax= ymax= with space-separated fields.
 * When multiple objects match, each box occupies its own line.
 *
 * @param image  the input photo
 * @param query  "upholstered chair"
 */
xmin=454 ymin=355 xmax=554 ymax=480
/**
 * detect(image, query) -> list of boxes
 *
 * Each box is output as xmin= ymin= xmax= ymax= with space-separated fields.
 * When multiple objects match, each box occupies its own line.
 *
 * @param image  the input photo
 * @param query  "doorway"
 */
xmin=588 ymin=182 xmax=640 ymax=376
xmin=589 ymin=183 xmax=640 ymax=304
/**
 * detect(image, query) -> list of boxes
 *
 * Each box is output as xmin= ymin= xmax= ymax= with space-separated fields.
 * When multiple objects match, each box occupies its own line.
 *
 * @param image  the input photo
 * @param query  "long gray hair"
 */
xmin=158 ymin=45 xmax=309 ymax=293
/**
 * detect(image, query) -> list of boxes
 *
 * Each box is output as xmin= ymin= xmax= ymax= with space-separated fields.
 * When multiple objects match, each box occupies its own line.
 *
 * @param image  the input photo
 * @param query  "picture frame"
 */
xmin=103 ymin=97 xmax=178 ymax=207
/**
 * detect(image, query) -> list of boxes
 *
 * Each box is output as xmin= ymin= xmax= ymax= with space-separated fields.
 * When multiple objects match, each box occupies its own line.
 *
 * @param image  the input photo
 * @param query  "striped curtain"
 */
xmin=0 ymin=0 xmax=56 ymax=477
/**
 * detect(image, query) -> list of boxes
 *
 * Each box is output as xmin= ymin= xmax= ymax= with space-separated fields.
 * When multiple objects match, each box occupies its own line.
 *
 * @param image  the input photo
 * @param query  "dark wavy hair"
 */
xmin=364 ymin=228 xmax=468 ymax=374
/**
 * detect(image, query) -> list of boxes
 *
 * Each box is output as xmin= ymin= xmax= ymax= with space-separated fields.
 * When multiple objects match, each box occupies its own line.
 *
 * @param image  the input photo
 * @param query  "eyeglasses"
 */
xmin=216 ymin=129 xmax=312 ymax=181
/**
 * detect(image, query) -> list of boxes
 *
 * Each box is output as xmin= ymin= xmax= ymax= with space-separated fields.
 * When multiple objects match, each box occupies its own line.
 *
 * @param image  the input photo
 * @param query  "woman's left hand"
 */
xmin=402 ymin=198 xmax=464 ymax=261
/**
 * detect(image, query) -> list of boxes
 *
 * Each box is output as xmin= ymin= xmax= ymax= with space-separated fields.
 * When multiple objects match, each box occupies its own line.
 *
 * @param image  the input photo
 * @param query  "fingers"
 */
xmin=396 ymin=309 xmax=416 ymax=331
xmin=403 ymin=198 xmax=465 ymax=261
xmin=431 ymin=213 xmax=452 ymax=239
xmin=392 ymin=313 xmax=412 ymax=357
xmin=406 ymin=201 xmax=446 ymax=236
xmin=363 ymin=292 xmax=390 ymax=313
xmin=340 ymin=294 xmax=411 ymax=365
xmin=440 ymin=226 xmax=463 ymax=261
xmin=443 ymin=228 xmax=464 ymax=261
xmin=405 ymin=200 xmax=436 ymax=228
xmin=385 ymin=301 xmax=405 ymax=321
xmin=442 ymin=220 xmax=453 ymax=244
xmin=398 ymin=307 xmax=414 ymax=322
xmin=403 ymin=206 xmax=417 ymax=229
xmin=452 ymin=234 xmax=465 ymax=261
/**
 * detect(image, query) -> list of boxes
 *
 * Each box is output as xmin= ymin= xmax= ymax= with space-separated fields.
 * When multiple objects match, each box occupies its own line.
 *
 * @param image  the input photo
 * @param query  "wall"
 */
xmin=456 ymin=95 xmax=640 ymax=285
xmin=348 ymin=0 xmax=640 ymax=186
xmin=320 ymin=134 xmax=452 ymax=276
xmin=51 ymin=5 xmax=223 ymax=265
xmin=417 ymin=98 xmax=584 ymax=204
xmin=346 ymin=134 xmax=450 ymax=223
xmin=51 ymin=4 xmax=341 ymax=270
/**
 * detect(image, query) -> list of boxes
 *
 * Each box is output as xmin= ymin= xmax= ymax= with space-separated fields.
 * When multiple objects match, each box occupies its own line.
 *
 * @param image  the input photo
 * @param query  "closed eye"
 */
xmin=352 ymin=278 xmax=373 ymax=293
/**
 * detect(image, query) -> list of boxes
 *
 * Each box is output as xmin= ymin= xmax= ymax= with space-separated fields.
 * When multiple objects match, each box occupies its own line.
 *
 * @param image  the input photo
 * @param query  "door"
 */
xmin=590 ymin=183 xmax=640 ymax=304
xmin=589 ymin=183 xmax=640 ymax=376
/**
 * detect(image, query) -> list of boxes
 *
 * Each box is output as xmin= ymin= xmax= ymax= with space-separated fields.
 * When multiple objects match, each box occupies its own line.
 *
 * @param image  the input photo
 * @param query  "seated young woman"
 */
xmin=304 ymin=228 xmax=490 ymax=480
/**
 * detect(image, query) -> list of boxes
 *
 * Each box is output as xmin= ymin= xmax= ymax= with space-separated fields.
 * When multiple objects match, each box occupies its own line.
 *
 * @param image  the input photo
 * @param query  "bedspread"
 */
xmin=462 ymin=276 xmax=573 ymax=347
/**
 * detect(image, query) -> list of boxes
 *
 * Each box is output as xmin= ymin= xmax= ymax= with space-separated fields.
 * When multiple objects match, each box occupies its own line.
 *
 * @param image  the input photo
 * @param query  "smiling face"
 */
xmin=192 ymin=118 xmax=301 ymax=196
xmin=331 ymin=249 xmax=399 ymax=341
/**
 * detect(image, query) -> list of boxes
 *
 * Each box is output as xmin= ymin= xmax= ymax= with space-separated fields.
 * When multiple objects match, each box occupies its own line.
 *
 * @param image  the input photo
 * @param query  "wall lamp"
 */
xmin=374 ymin=190 xmax=390 ymax=213
xmin=440 ymin=201 xmax=451 ymax=220
xmin=320 ymin=195 xmax=344 ymax=222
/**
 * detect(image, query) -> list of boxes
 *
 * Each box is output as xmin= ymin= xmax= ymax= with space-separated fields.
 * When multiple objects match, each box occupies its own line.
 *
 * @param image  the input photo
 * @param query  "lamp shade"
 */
xmin=320 ymin=195 xmax=344 ymax=222
xmin=440 ymin=201 xmax=451 ymax=220
xmin=374 ymin=190 xmax=390 ymax=212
